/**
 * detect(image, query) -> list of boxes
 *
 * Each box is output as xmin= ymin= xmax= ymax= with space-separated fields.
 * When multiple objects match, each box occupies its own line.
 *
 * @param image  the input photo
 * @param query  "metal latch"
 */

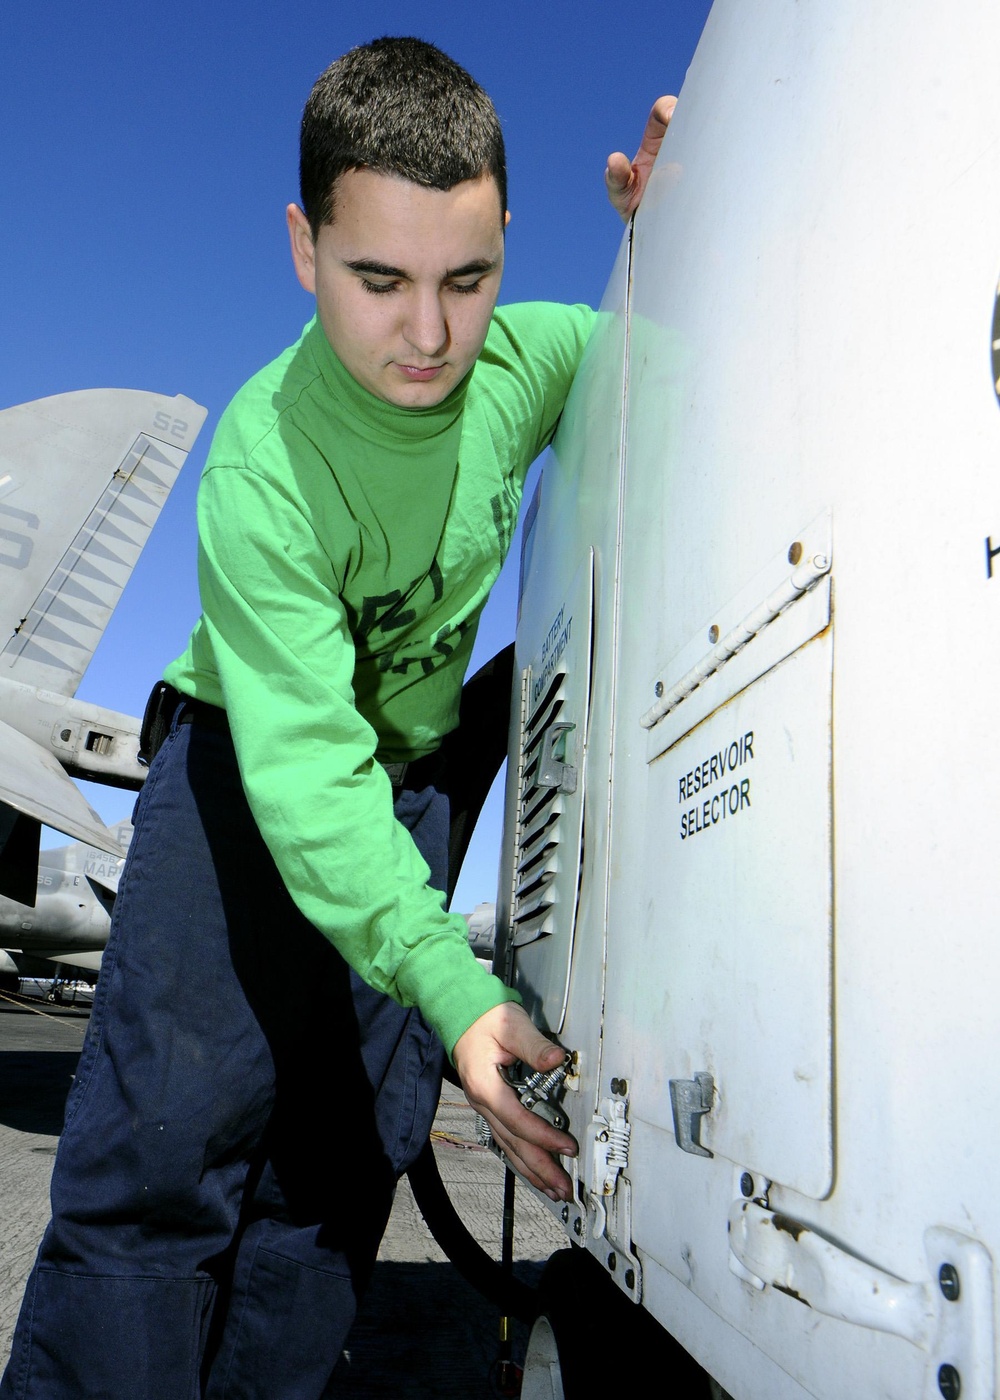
xmin=538 ymin=721 xmax=577 ymax=793
xmin=591 ymin=1096 xmax=632 ymax=1199
xmin=669 ymin=1072 xmax=715 ymax=1157
xmin=587 ymin=1092 xmax=633 ymax=1247
xmin=503 ymin=1055 xmax=571 ymax=1131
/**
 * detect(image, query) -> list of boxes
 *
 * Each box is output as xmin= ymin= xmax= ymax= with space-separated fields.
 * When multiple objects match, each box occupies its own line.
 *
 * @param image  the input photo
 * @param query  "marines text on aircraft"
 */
xmin=0 ymin=390 xmax=206 ymax=907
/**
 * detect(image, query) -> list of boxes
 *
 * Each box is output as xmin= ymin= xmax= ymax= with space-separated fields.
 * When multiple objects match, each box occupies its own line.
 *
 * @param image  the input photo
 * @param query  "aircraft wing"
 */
xmin=0 ymin=717 xmax=119 ymax=853
xmin=0 ymin=389 xmax=207 ymax=695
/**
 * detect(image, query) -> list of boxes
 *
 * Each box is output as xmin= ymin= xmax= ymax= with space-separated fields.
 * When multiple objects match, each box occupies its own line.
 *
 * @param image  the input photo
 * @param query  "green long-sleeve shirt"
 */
xmin=165 ymin=302 xmax=595 ymax=1052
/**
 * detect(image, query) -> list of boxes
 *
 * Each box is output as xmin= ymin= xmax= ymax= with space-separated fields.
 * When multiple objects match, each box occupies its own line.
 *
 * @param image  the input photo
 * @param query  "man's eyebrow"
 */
xmin=344 ymin=257 xmax=499 ymax=280
xmin=445 ymin=258 xmax=499 ymax=278
xmin=345 ymin=259 xmax=409 ymax=278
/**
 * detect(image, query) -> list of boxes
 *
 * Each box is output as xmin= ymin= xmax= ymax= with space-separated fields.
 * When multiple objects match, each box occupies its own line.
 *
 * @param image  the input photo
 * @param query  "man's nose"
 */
xmin=402 ymin=291 xmax=448 ymax=357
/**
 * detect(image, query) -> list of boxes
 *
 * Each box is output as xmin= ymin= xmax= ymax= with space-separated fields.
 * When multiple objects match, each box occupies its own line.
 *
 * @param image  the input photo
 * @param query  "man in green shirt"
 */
xmin=2 ymin=37 xmax=672 ymax=1398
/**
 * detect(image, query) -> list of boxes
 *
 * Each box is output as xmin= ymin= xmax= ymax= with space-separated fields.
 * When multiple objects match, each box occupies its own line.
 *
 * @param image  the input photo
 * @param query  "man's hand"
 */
xmin=453 ymin=1002 xmax=578 ymax=1201
xmin=605 ymin=95 xmax=678 ymax=221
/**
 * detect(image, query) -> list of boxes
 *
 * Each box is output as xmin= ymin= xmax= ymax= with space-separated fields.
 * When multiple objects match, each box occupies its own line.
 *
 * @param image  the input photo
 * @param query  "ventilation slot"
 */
xmin=509 ymin=670 xmax=568 ymax=947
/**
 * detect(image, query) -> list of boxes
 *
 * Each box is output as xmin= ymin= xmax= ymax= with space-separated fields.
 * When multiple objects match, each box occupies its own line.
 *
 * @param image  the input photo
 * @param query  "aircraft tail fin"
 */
xmin=0 ymin=390 xmax=207 ymax=696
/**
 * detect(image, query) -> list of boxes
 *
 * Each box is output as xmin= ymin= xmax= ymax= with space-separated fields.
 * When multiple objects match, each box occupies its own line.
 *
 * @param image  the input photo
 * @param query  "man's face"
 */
xmin=287 ymin=169 xmax=507 ymax=409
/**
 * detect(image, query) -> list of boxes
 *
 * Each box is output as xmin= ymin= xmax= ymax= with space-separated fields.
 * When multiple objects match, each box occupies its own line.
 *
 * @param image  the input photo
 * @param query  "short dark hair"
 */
xmin=299 ymin=37 xmax=507 ymax=236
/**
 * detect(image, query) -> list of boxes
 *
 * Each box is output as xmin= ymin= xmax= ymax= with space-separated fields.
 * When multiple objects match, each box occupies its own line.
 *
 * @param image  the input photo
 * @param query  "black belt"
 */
xmin=138 ymin=681 xmax=228 ymax=765
xmin=381 ymin=749 xmax=446 ymax=796
xmin=177 ymin=698 xmax=230 ymax=732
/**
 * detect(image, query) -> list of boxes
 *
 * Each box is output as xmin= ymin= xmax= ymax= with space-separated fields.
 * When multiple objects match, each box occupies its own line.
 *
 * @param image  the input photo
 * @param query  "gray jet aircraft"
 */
xmin=0 ymin=389 xmax=206 ymax=906
xmin=0 ymin=819 xmax=132 ymax=982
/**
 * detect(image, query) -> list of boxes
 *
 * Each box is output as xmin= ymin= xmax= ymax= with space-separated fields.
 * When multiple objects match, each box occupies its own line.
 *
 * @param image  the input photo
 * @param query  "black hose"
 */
xmin=405 ymin=1139 xmax=540 ymax=1325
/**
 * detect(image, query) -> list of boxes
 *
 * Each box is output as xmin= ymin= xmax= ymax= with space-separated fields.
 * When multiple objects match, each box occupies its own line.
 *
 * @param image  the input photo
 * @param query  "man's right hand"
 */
xmin=453 ymin=1001 xmax=578 ymax=1201
xmin=606 ymin=95 xmax=678 ymax=221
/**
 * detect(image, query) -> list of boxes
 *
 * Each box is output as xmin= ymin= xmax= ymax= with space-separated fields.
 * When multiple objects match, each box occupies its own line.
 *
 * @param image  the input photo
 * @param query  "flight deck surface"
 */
xmin=0 ymin=993 xmax=564 ymax=1396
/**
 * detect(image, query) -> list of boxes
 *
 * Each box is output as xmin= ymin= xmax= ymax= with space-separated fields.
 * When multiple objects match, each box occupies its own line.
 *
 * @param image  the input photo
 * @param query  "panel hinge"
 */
xmin=576 ymin=1089 xmax=641 ymax=1303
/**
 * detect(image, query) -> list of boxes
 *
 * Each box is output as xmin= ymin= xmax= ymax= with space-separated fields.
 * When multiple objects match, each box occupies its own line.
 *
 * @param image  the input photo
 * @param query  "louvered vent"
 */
xmin=509 ymin=666 xmax=569 ymax=947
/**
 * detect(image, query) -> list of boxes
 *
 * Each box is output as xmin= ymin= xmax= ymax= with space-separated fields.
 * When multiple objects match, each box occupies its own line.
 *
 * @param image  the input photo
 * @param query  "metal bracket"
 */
xmin=669 ymin=1071 xmax=715 ymax=1157
xmin=589 ymin=1095 xmax=632 ymax=1207
xmin=503 ymin=1055 xmax=571 ymax=1132
xmin=538 ymin=721 xmax=577 ymax=793
xmin=729 ymin=1205 xmax=995 ymax=1398
xmin=579 ymin=1090 xmax=642 ymax=1303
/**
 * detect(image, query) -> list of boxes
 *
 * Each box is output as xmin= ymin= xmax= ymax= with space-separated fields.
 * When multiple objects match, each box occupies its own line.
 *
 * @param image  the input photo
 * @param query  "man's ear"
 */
xmin=287 ymin=204 xmax=316 ymax=294
xmin=504 ymin=210 xmax=511 ymax=229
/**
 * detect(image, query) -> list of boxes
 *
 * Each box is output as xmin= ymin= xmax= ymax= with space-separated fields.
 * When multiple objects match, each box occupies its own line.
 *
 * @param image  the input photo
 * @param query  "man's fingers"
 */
xmin=492 ymin=1137 xmax=572 ymax=1200
xmin=643 ymin=94 xmax=678 ymax=149
xmin=453 ymin=1002 xmax=577 ymax=1197
xmin=605 ymin=150 xmax=633 ymax=193
xmin=467 ymin=1000 xmax=566 ymax=1076
xmin=468 ymin=1064 xmax=576 ymax=1159
xmin=512 ymin=1019 xmax=571 ymax=1076
xmin=484 ymin=1105 xmax=575 ymax=1199
xmin=606 ymin=95 xmax=678 ymax=220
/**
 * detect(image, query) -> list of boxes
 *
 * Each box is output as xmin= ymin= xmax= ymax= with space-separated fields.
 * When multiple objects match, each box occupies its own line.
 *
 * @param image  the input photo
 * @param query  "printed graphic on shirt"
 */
xmin=356 ymin=559 xmax=472 ymax=678
xmin=356 ymin=561 xmax=444 ymax=643
xmin=352 ymin=482 xmax=518 ymax=681
xmin=379 ymin=618 xmax=473 ymax=678
xmin=491 ymin=487 xmax=517 ymax=558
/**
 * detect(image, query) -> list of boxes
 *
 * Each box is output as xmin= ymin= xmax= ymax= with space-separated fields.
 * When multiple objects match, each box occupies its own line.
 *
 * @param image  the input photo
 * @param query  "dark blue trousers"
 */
xmin=1 ymin=706 xmax=446 ymax=1399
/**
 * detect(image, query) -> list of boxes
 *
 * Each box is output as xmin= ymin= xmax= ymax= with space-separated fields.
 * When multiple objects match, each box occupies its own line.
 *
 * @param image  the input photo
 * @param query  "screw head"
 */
xmin=938 ymin=1363 xmax=961 ymax=1399
xmin=708 ymin=624 xmax=720 ymax=644
xmin=740 ymin=1172 xmax=755 ymax=1198
xmin=788 ymin=541 xmax=804 ymax=565
xmin=939 ymin=1264 xmax=960 ymax=1302
xmin=561 ymin=1205 xmax=569 ymax=1224
xmin=573 ymin=1216 xmax=582 ymax=1237
xmin=624 ymin=1268 xmax=636 ymax=1290
xmin=654 ymin=680 xmax=664 ymax=698
xmin=608 ymin=1252 xmax=617 ymax=1272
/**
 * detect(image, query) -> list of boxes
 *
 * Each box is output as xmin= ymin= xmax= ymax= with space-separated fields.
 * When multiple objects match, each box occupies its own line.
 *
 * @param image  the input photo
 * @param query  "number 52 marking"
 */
xmin=153 ymin=411 xmax=189 ymax=439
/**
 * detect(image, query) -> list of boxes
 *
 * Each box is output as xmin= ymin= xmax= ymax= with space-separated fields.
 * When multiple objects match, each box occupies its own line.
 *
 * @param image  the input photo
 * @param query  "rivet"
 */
xmin=740 ymin=1172 xmax=754 ymax=1198
xmin=654 ymin=681 xmax=664 ymax=698
xmin=624 ymin=1268 xmax=636 ymax=1290
xmin=939 ymin=1264 xmax=960 ymax=1302
xmin=788 ymin=541 xmax=803 ymax=565
xmin=608 ymin=1252 xmax=617 ymax=1272
xmin=938 ymin=1362 xmax=961 ymax=1399
xmin=573 ymin=1216 xmax=582 ymax=1237
xmin=561 ymin=1205 xmax=569 ymax=1224
xmin=708 ymin=624 xmax=720 ymax=644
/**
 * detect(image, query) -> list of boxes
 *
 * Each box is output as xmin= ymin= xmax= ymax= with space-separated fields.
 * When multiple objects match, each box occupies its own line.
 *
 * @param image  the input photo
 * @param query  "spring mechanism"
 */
xmin=518 ymin=1059 xmax=570 ymax=1109
xmin=502 ymin=1054 xmax=571 ymax=1132
xmin=607 ymin=1118 xmax=630 ymax=1169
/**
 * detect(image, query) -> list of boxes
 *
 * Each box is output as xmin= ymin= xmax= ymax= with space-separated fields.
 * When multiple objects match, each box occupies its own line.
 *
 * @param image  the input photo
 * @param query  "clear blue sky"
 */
xmin=1 ymin=0 xmax=712 ymax=911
